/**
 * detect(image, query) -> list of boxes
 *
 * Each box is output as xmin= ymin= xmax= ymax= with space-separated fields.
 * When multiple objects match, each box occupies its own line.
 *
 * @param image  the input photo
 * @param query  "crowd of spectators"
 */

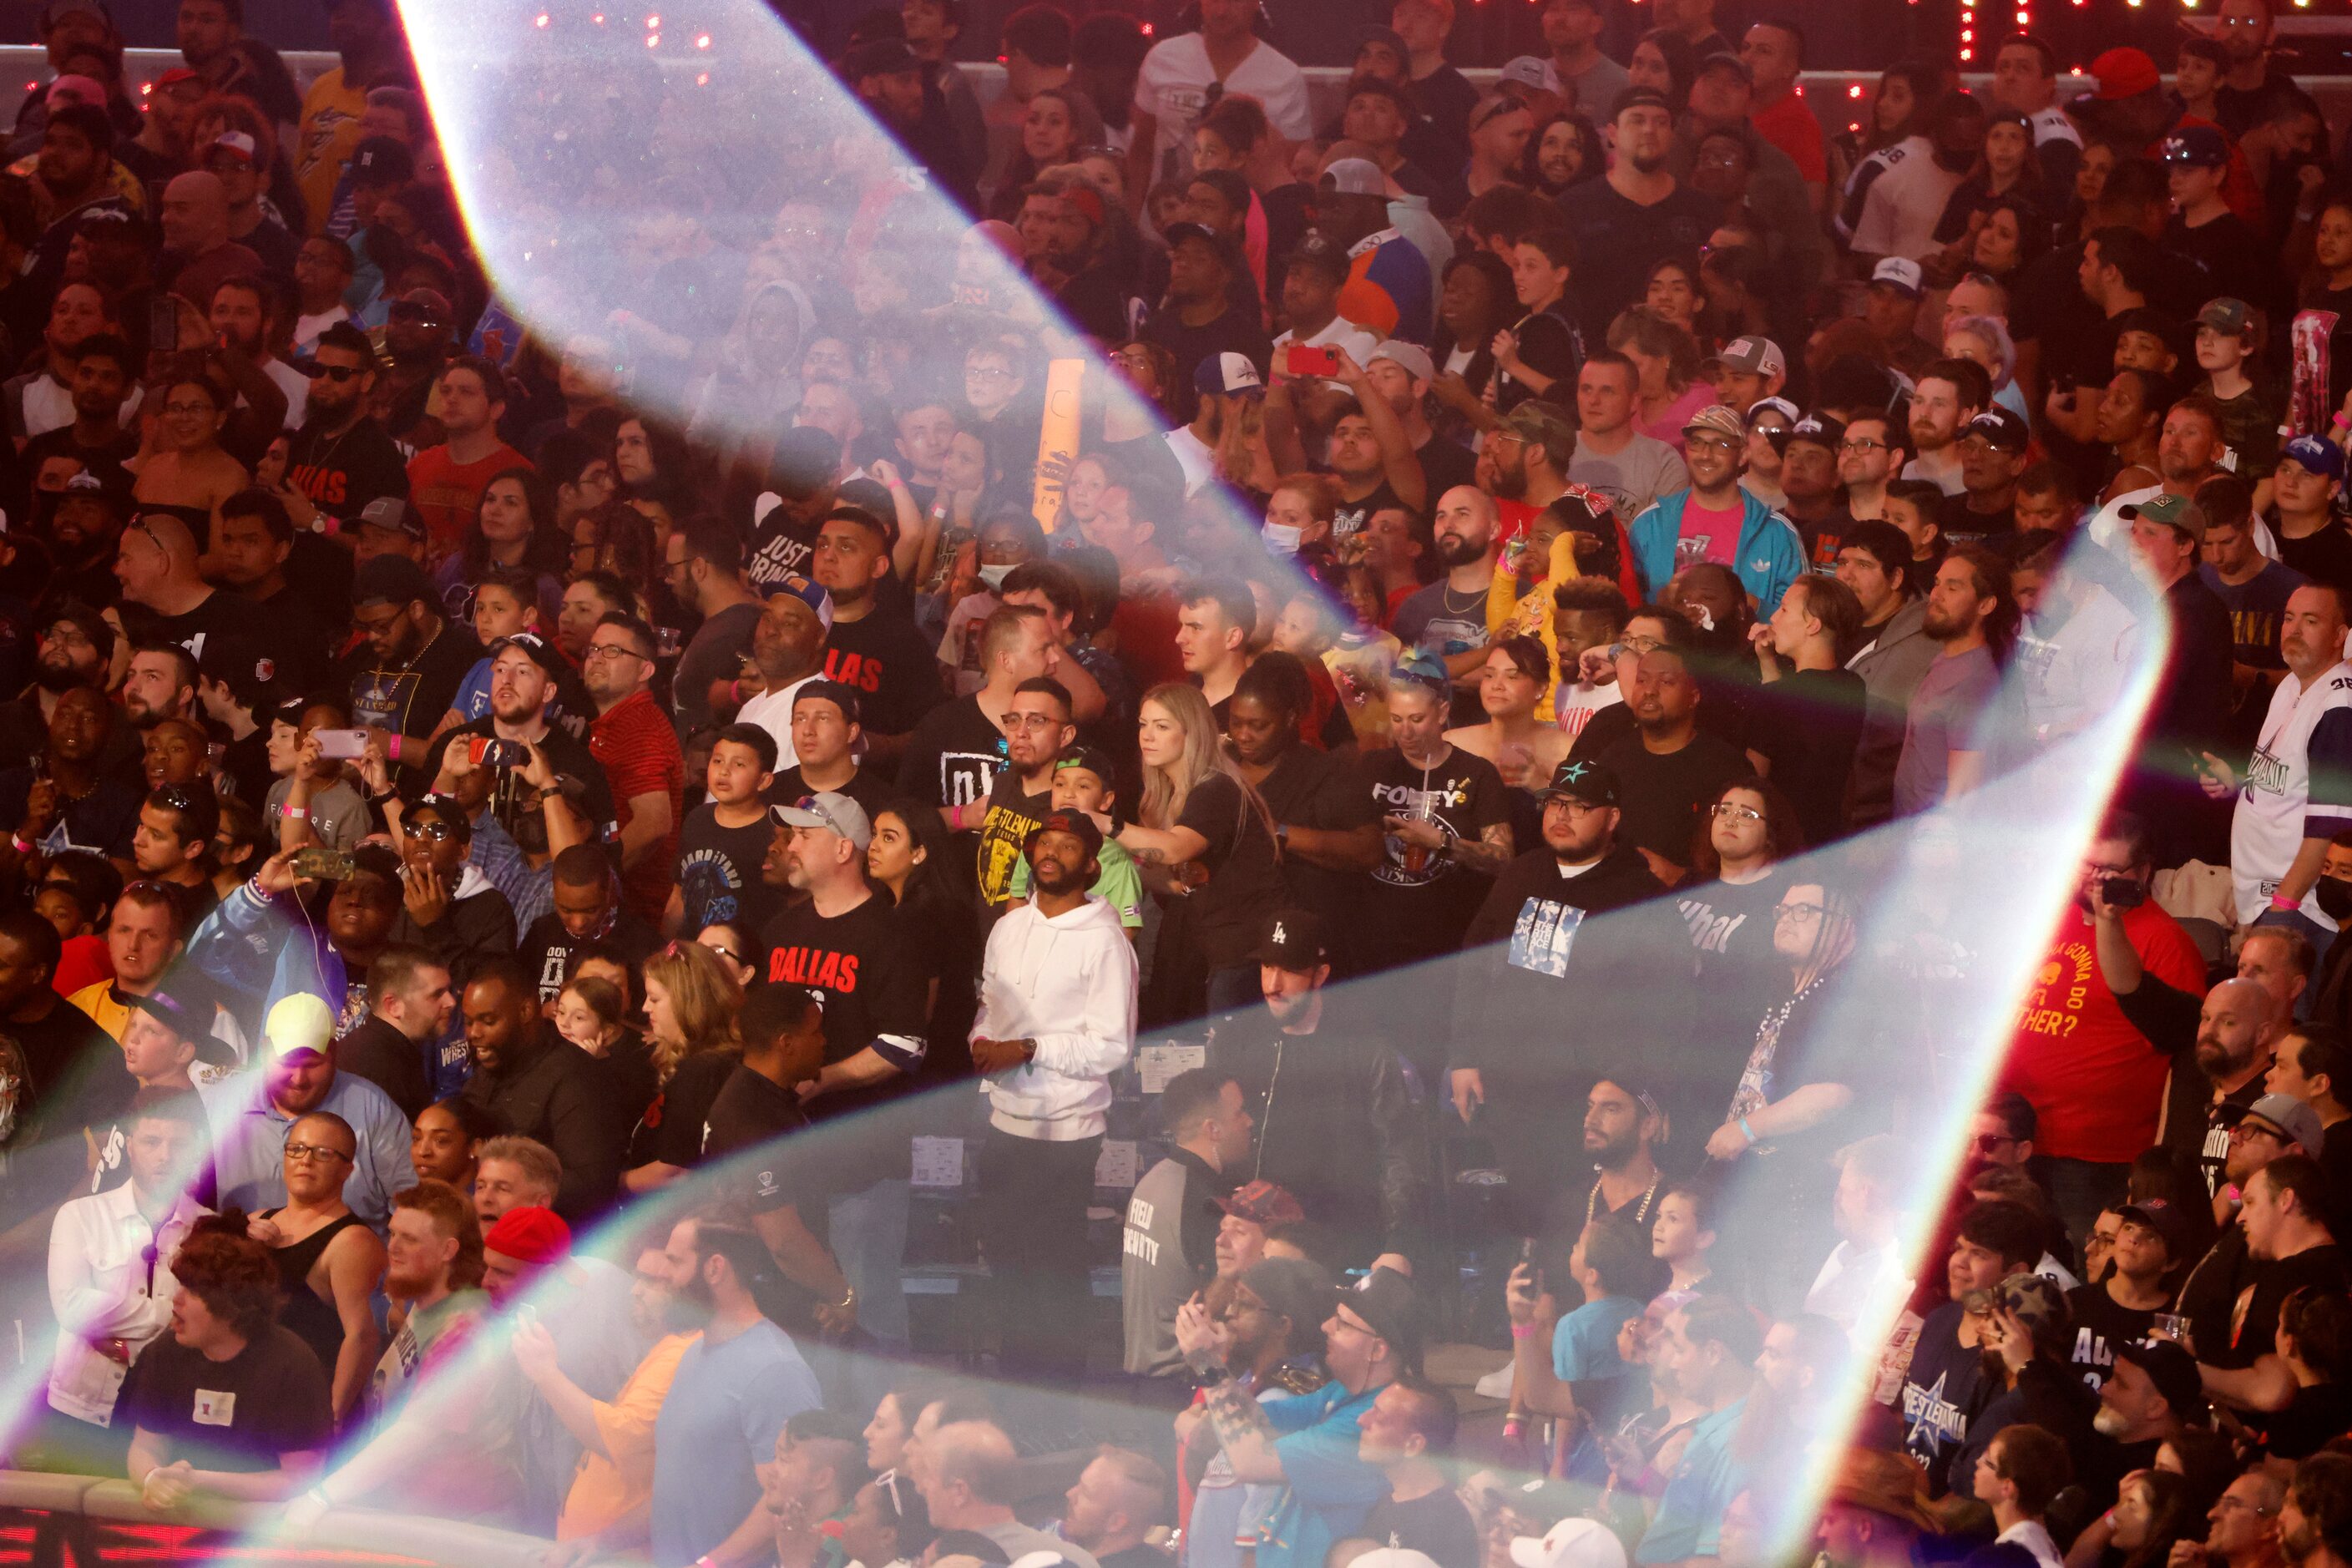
xmin=9 ymin=0 xmax=2352 ymax=1565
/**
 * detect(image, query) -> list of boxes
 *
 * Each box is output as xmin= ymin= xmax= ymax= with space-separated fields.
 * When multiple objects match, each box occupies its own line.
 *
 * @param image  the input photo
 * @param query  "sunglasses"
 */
xmin=408 ymin=818 xmax=458 ymax=842
xmin=152 ymin=783 xmax=204 ymax=812
xmin=314 ymin=364 xmax=366 ymax=382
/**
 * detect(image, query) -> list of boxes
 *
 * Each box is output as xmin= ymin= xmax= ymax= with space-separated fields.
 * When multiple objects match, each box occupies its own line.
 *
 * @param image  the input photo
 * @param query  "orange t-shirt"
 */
xmin=405 ymin=443 xmax=532 ymax=558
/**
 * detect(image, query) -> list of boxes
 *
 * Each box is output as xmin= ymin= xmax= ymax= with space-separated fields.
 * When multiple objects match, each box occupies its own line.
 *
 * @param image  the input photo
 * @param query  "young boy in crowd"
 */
xmin=1883 ymin=479 xmax=1948 ymax=599
xmin=668 ymin=722 xmax=781 ymax=938
xmin=1004 ymin=745 xmax=1143 ymax=935
xmin=2193 ymin=298 xmax=2282 ymax=505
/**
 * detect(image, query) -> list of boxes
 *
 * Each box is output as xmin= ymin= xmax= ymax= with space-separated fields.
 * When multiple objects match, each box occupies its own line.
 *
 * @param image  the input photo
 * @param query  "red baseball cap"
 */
xmin=2090 ymin=48 xmax=2160 ymax=100
xmin=484 ymin=1206 xmax=573 ymax=1267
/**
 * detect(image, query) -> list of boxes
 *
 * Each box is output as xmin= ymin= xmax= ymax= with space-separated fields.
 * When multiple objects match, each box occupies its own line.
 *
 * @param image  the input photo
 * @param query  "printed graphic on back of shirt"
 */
xmin=1509 ymin=898 xmax=1584 ymax=977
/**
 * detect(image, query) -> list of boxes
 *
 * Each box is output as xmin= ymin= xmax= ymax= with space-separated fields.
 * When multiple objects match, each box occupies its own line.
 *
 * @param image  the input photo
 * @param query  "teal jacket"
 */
xmin=1627 ymin=488 xmax=1807 ymax=613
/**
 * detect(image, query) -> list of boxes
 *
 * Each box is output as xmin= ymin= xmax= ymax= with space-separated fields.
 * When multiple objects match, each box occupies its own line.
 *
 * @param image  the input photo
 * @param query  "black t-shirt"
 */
xmin=1139 ymin=304 xmax=1272 ymax=426
xmin=0 ymin=766 xmax=140 ymax=861
xmin=1363 ymin=1489 xmax=1479 ymax=1568
xmin=1415 ymin=434 xmax=1477 ymax=504
xmin=1356 ymin=744 xmax=1512 ymax=967
xmin=1492 ymin=307 xmax=1582 ymax=416
xmin=1937 ymin=493 xmax=2018 ymax=551
xmin=1672 ymin=867 xmax=1791 ymax=1115
xmin=20 ymin=423 xmax=135 ymax=497
xmin=1555 ymin=180 xmax=1722 ymax=344
xmin=1595 ymin=731 xmax=1750 ymax=869
xmin=2276 ymin=518 xmax=2352 ymax=597
xmin=338 ymin=620 xmax=486 ymax=756
xmin=2167 ymin=210 xmax=2285 ymax=325
xmin=13 ymin=994 xmax=136 ymax=1142
xmin=286 ymin=415 xmax=411 ymax=524
xmin=766 ymin=764 xmax=901 ymax=825
xmin=746 ymin=505 xmax=820 ymax=596
xmin=674 ymin=601 xmax=761 ymax=741
xmin=759 ymin=891 xmax=928 ymax=1136
xmin=701 ymin=1063 xmax=824 ymax=1221
xmin=446 ymin=715 xmax=617 ymax=847
xmin=2064 ymin=1282 xmax=2157 ymax=1394
xmin=971 ymin=768 xmax=1053 ymax=910
xmin=119 ymin=1323 xmax=331 ymax=1471
xmin=2224 ymin=1243 xmax=2351 ymax=1370
xmin=820 ymin=606 xmax=946 ymax=737
xmin=630 ymin=1046 xmax=738 ymax=1172
xmin=1332 ymin=481 xmax=1404 ymax=545
xmin=674 ymin=804 xmax=776 ymax=937
xmin=141 ymin=590 xmax=252 ymax=667
xmin=1169 ymin=772 xmax=1285 ymax=971
xmin=518 ymin=906 xmax=661 ymax=1004
xmin=896 ymin=694 xmax=1009 ymax=811
xmin=1252 ymin=745 xmax=1380 ymax=933
xmin=1744 ymin=668 xmax=1868 ymax=848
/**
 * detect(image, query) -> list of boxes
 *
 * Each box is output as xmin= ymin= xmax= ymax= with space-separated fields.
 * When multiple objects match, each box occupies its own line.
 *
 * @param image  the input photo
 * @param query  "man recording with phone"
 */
xmin=2003 ymin=812 xmax=2211 ymax=1243
xmin=431 ymin=635 xmax=616 ymax=857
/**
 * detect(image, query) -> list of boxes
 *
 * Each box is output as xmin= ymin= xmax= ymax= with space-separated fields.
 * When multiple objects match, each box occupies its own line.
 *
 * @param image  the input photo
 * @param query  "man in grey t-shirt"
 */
xmin=1566 ymin=352 xmax=1690 ymax=523
xmin=1120 ymin=1069 xmax=1247 ymax=1378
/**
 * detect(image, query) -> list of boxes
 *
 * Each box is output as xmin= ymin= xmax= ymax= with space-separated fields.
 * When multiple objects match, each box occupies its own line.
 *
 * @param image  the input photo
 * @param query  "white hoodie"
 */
xmin=973 ymin=893 xmax=1138 ymax=1141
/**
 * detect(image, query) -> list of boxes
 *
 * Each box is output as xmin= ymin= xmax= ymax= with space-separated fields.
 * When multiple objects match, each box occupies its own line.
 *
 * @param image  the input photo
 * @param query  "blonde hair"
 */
xmin=1137 ymin=683 xmax=1280 ymax=852
xmin=643 ymin=940 xmax=743 ymax=1081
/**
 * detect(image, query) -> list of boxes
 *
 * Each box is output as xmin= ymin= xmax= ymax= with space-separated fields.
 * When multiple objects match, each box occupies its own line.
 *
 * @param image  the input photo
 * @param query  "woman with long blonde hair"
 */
xmin=1114 ymin=683 xmax=1284 ymax=1025
xmin=624 ymin=941 xmax=745 ymax=1192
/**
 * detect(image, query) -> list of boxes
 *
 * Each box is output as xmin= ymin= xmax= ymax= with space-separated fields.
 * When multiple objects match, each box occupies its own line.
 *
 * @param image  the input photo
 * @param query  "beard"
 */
xmin=665 ymin=1268 xmax=716 ymax=1333
xmin=33 ymin=659 xmax=88 ymax=694
xmin=1626 ymin=147 xmax=1666 ymax=175
xmin=1586 ymin=1125 xmax=1637 ymax=1168
xmin=1435 ymin=533 xmax=1485 ymax=569
xmin=1921 ymin=604 xmax=1969 ymax=640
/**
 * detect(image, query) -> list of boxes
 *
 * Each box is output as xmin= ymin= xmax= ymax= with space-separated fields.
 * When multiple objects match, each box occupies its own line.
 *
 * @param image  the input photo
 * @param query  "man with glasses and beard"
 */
xmin=579 ymin=614 xmax=682 ymax=925
xmin=42 ymin=473 xmax=131 ymax=611
xmin=436 ymin=635 xmax=615 ymax=849
xmin=283 ymin=322 xmax=410 ymax=539
xmin=340 ymin=554 xmax=484 ymax=789
xmin=0 ymin=602 xmax=133 ymax=776
xmin=1176 ymin=1256 xmax=1337 ymax=1568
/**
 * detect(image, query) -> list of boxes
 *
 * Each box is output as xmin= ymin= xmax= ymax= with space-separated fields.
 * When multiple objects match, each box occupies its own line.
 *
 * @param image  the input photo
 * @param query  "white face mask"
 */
xmin=976 ymin=562 xmax=1015 ymax=590
xmin=1262 ymin=522 xmax=1303 ymax=556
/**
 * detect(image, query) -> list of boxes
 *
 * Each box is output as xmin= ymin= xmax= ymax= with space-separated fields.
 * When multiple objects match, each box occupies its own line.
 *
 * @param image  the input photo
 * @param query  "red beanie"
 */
xmin=483 ymin=1205 xmax=573 ymax=1267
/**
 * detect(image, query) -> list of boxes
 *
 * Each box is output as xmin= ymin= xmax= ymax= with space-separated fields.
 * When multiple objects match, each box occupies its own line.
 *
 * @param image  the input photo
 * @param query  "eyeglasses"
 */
xmin=1970 ymin=1132 xmax=2019 ymax=1153
xmin=284 ymin=1141 xmax=352 ymax=1165
xmin=1839 ymin=438 xmax=1888 ymax=453
xmin=160 ymin=401 xmax=215 ymax=419
xmin=1773 ymin=902 xmax=1825 ymax=923
xmin=1686 ymin=434 xmax=1741 ymax=453
xmin=2231 ymin=1120 xmax=2287 ymax=1143
xmin=353 ymin=605 xmax=409 ymax=635
xmin=1608 ymin=637 xmax=1665 ymax=659
xmin=314 ymin=364 xmax=365 ymax=382
xmin=2214 ymin=1495 xmax=2279 ymax=1516
xmin=1710 ymin=802 xmax=1764 ymax=822
xmin=704 ymin=942 xmax=748 ymax=969
xmin=584 ymin=642 xmax=649 ymax=664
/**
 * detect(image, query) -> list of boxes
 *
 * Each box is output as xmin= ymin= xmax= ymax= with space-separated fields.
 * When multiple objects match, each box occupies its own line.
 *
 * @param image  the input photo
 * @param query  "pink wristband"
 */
xmin=1511 ymin=1323 xmax=1540 ymax=1340
xmin=386 ymin=735 xmax=402 ymax=763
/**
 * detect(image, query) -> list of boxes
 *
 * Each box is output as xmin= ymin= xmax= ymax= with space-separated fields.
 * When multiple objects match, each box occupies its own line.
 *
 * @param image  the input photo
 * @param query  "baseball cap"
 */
xmin=1748 ymin=395 xmax=1801 ymax=427
xmin=1216 ymin=1179 xmax=1305 ymax=1227
xmin=1356 ymin=1554 xmax=1442 ymax=1568
xmin=1500 ymin=399 xmax=1574 ymax=463
xmin=347 ymin=135 xmax=414 ymax=188
xmin=2162 ymin=124 xmax=2230 ymax=169
xmin=485 ymin=631 xmax=567 ymax=681
xmin=195 ymin=631 xmax=279 ymax=693
xmin=1054 ymin=743 xmax=1117 ymax=782
xmin=2282 ymin=434 xmax=2345 ymax=482
xmin=1963 ymin=407 xmax=2031 ymax=453
xmin=204 ymin=129 xmax=257 ymax=167
xmin=1334 ymin=1266 xmax=1424 ymax=1375
xmin=1354 ymin=23 xmax=1409 ymax=58
xmin=1992 ymin=1272 xmax=2071 ymax=1353
xmin=1023 ymin=807 xmax=1105 ymax=862
xmin=2241 ymin=1091 xmax=2325 ymax=1155
xmin=357 ymin=495 xmax=423 ymax=541
xmin=264 ymin=993 xmax=338 ymax=1061
xmin=1258 ymin=908 xmax=1333 ymax=971
xmin=1289 ymin=231 xmax=1349 ymax=282
xmin=1510 ymin=1519 xmax=1628 ymax=1568
xmin=790 ymin=679 xmax=862 ymax=725
xmin=1237 ymin=1255 xmax=1337 ymax=1334
xmin=1541 ymin=758 xmax=1621 ymax=807
xmin=1371 ymin=340 xmax=1435 ymax=384
xmin=39 ymin=0 xmax=111 ymax=29
xmin=766 ymin=570 xmax=836 ymax=632
xmin=1320 ymin=157 xmax=1389 ymax=196
xmin=1693 ymin=48 xmax=1751 ymax=82
xmin=2118 ymin=492 xmax=2207 ymax=543
xmin=387 ymin=287 xmax=450 ymax=327
xmin=843 ymin=37 xmax=921 ymax=77
xmin=1869 ymin=256 xmax=1925 ymax=299
xmin=1498 ymin=57 xmax=1555 ymax=93
xmin=1195 ymin=351 xmax=1264 ymax=397
xmin=1788 ymin=412 xmax=1847 ymax=452
xmin=771 ymin=791 xmax=873 ymax=851
xmin=1163 ymin=220 xmax=1233 ymax=257
xmin=1705 ymin=335 xmax=1786 ymax=380
xmin=1683 ymin=403 xmax=1747 ymax=445
xmin=1611 ymin=86 xmax=1673 ymax=119
xmin=2197 ymin=298 xmax=2254 ymax=336
xmin=2116 ymin=1197 xmax=2193 ymax=1260
xmin=2091 ymin=46 xmax=2161 ymax=99
xmin=152 ymin=64 xmax=200 ymax=92
xmin=2112 ymin=1337 xmax=2209 ymax=1422
xmin=351 ymin=552 xmax=436 ymax=609
xmin=483 ymin=1205 xmax=573 ymax=1267
xmin=124 ymin=989 xmax=233 ymax=1065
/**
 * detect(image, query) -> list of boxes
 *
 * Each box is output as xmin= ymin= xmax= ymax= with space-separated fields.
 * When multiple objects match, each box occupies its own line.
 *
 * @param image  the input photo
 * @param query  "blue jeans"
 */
xmin=829 ymin=1177 xmax=910 ymax=1350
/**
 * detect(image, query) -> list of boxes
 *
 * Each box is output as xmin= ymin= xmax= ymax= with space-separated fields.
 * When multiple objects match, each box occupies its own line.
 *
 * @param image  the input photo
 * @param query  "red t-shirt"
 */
xmin=589 ymin=688 xmax=685 ymax=922
xmin=2002 ymin=902 xmax=2208 ymax=1162
xmin=1753 ymin=89 xmax=1827 ymax=186
xmin=405 ymin=442 xmax=533 ymax=558
xmin=52 ymin=933 xmax=111 ymax=998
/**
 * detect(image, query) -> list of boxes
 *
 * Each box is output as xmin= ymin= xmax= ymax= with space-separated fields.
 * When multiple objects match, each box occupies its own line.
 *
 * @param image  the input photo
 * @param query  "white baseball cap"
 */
xmin=1511 ymin=1519 xmax=1628 ymax=1568
xmin=265 ymin=993 xmax=338 ymax=1061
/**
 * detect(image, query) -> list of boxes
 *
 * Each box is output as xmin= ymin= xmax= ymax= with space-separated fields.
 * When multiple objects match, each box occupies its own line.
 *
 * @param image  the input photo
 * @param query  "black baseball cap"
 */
xmin=1257 ymin=908 xmax=1332 ymax=971
xmin=1334 ymin=1267 xmax=1424 ymax=1376
xmin=351 ymin=554 xmax=436 ymax=610
xmin=1540 ymin=758 xmax=1621 ymax=807
xmin=485 ymin=632 xmax=567 ymax=681
xmin=789 ymin=680 xmax=862 ymax=725
xmin=1963 ymin=407 xmax=2031 ymax=454
xmin=2112 ymin=1338 xmax=2208 ymax=1423
xmin=124 ymin=989 xmax=235 ymax=1066
xmin=1024 ymin=808 xmax=1105 ymax=862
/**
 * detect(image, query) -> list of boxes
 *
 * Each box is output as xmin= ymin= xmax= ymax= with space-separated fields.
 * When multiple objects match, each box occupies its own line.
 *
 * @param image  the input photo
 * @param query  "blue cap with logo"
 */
xmin=2283 ymin=434 xmax=2345 ymax=482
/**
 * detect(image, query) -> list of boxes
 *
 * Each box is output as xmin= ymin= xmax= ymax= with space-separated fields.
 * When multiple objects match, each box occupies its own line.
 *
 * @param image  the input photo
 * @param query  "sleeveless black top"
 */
xmin=260 ymin=1208 xmax=365 ymax=1379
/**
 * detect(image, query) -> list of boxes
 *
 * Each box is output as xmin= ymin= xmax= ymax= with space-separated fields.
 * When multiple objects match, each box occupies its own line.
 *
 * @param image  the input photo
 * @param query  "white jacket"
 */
xmin=48 ymin=1183 xmax=209 ymax=1425
xmin=974 ymin=894 xmax=1137 ymax=1141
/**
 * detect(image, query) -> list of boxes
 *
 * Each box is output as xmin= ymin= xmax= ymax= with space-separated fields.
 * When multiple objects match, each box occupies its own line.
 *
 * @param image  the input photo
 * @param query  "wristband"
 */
xmin=1511 ymin=1323 xmax=1540 ymax=1339
xmin=1501 ymin=1415 xmax=1527 ymax=1440
xmin=2273 ymin=893 xmax=2303 ymax=911
xmin=730 ymin=679 xmax=743 ymax=705
xmin=10 ymin=835 xmax=31 ymax=855
xmin=284 ymin=807 xmax=309 ymax=822
xmin=1738 ymin=1116 xmax=1758 ymax=1145
xmin=386 ymin=735 xmax=402 ymax=762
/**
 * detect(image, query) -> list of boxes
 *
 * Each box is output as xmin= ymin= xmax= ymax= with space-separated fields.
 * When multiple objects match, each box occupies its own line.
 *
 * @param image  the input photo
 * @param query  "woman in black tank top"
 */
xmin=255 ymin=1206 xmax=367 ymax=1381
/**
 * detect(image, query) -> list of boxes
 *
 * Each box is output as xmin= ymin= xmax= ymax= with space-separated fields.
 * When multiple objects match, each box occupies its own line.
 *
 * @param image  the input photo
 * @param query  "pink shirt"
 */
xmin=1637 ymin=384 xmax=1722 ymax=453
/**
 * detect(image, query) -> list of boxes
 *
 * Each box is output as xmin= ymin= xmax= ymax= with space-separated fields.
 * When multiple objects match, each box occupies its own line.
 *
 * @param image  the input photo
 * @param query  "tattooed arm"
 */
xmin=1447 ymin=821 xmax=1515 ymax=878
xmin=1196 ymin=1370 xmax=1288 ymax=1485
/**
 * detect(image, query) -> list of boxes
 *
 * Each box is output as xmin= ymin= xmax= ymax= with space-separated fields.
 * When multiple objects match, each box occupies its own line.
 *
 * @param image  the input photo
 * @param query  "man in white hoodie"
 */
xmin=972 ymin=807 xmax=1139 ymax=1385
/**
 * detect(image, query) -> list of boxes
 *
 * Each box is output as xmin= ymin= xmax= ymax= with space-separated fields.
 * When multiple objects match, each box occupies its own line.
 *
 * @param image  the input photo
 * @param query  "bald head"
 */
xmin=160 ymin=171 xmax=230 ymax=254
xmin=1433 ymin=484 xmax=1497 ymax=567
xmin=2196 ymin=976 xmax=2273 ymax=1081
xmin=920 ymin=1419 xmax=1019 ymax=1521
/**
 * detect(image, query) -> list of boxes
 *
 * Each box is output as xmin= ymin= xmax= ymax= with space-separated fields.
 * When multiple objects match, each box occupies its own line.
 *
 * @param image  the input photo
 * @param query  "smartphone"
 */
xmin=1286 ymin=344 xmax=1340 ymax=378
xmin=149 ymin=296 xmax=180 ymax=352
xmin=468 ymin=736 xmax=528 ymax=769
xmin=2102 ymin=876 xmax=2147 ymax=909
xmin=311 ymin=728 xmax=368 ymax=761
xmin=291 ymin=847 xmax=356 ymax=882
